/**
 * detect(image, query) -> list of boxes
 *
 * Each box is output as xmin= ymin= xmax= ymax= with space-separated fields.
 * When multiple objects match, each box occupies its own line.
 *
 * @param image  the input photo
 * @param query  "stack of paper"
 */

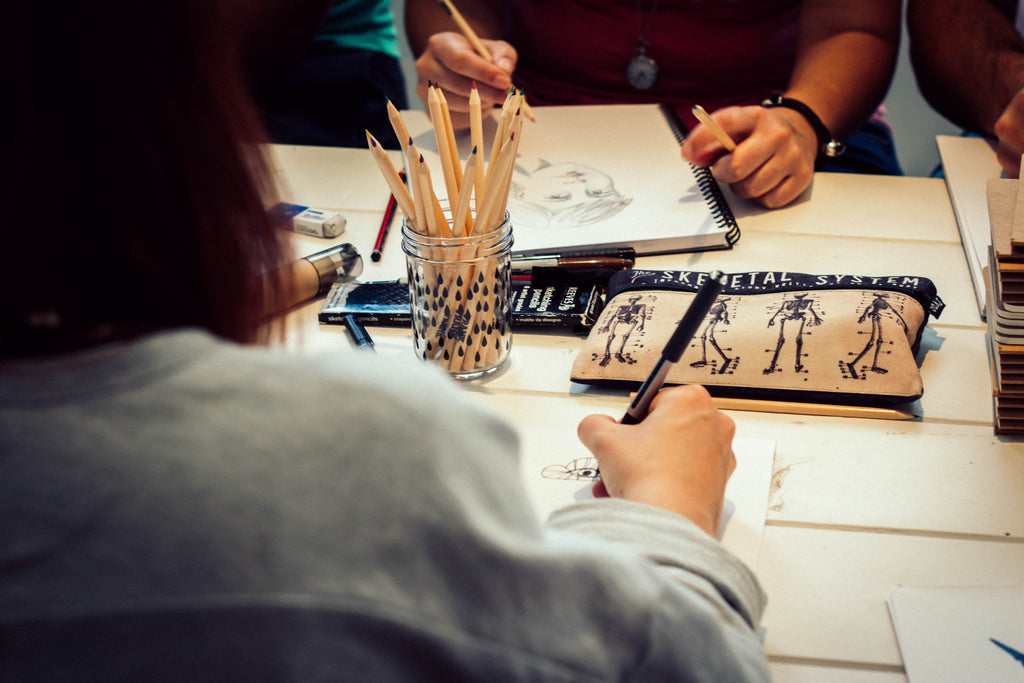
xmin=937 ymin=135 xmax=1002 ymax=319
xmin=984 ymin=177 xmax=1024 ymax=432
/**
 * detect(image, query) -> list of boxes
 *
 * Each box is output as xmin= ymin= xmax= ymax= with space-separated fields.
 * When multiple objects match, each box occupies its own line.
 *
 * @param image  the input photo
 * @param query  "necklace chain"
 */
xmin=635 ymin=0 xmax=661 ymax=49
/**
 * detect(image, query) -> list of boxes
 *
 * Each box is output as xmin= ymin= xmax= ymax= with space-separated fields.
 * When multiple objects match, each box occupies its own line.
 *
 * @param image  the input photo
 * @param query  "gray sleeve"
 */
xmin=546 ymin=499 xmax=770 ymax=681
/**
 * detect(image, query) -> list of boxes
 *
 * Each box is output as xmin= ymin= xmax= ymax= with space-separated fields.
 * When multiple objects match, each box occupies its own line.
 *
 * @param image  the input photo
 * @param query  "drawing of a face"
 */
xmin=521 ymin=163 xmax=615 ymax=206
xmin=510 ymin=160 xmax=632 ymax=229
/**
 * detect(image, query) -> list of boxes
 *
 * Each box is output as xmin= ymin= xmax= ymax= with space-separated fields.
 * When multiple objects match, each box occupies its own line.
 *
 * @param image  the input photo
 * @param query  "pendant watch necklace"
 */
xmin=626 ymin=0 xmax=661 ymax=90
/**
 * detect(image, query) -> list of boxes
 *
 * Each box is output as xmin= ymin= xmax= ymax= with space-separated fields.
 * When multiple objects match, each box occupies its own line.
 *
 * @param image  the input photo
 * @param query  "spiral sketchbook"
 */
xmin=401 ymin=103 xmax=739 ymax=255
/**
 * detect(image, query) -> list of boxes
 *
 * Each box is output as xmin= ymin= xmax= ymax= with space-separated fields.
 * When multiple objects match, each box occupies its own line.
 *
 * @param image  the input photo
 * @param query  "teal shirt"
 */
xmin=315 ymin=0 xmax=400 ymax=60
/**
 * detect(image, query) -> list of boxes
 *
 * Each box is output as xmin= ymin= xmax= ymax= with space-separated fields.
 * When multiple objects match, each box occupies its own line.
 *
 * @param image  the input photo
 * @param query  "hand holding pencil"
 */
xmin=680 ymin=103 xmax=819 ymax=209
xmin=410 ymin=0 xmax=531 ymax=130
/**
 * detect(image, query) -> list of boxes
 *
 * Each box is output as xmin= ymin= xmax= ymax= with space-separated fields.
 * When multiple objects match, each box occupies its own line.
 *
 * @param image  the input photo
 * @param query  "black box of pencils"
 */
xmin=319 ymin=280 xmax=604 ymax=333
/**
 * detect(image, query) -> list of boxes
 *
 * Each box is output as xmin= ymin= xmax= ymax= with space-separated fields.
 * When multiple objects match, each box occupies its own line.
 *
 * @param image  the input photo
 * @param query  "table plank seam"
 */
xmin=767 ymin=654 xmax=904 ymax=674
xmin=764 ymin=519 xmax=1024 ymax=543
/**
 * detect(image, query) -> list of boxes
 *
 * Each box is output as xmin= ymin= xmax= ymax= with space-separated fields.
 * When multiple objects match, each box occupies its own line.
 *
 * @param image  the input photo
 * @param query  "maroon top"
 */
xmin=503 ymin=0 xmax=800 ymax=129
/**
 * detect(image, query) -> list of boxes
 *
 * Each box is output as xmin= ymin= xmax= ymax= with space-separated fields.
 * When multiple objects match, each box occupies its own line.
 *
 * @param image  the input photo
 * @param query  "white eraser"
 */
xmin=292 ymin=207 xmax=346 ymax=238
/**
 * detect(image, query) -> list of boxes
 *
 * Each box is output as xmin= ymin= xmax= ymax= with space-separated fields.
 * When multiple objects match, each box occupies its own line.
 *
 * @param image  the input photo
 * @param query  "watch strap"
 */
xmin=761 ymin=95 xmax=845 ymax=159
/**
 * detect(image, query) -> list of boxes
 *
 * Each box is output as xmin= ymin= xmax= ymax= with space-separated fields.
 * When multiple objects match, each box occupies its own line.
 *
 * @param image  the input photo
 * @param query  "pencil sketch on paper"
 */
xmin=842 ymin=292 xmax=909 ymax=380
xmin=592 ymin=294 xmax=649 ymax=367
xmin=690 ymin=296 xmax=737 ymax=375
xmin=763 ymin=293 xmax=824 ymax=375
xmin=508 ymin=159 xmax=632 ymax=229
xmin=542 ymin=457 xmax=600 ymax=481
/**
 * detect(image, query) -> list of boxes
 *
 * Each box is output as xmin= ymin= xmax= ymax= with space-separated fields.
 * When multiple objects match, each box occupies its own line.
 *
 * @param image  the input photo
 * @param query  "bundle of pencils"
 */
xmin=366 ymin=84 xmax=524 ymax=238
xmin=366 ymin=85 xmax=526 ymax=374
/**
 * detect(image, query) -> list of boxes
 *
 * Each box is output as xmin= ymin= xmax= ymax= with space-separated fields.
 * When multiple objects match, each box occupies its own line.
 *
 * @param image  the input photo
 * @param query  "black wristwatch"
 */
xmin=761 ymin=95 xmax=845 ymax=159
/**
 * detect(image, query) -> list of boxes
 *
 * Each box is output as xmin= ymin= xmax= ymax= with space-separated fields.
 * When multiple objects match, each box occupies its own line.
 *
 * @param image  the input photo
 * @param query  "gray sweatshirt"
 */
xmin=0 ymin=329 xmax=768 ymax=681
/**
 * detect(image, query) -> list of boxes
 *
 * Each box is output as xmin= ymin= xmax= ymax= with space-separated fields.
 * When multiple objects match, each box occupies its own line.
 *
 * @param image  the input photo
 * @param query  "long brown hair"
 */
xmin=0 ymin=1 xmax=290 ymax=354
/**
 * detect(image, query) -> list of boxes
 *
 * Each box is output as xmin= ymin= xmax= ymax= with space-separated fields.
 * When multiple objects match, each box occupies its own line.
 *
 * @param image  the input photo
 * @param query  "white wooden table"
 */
xmin=276 ymin=143 xmax=1024 ymax=681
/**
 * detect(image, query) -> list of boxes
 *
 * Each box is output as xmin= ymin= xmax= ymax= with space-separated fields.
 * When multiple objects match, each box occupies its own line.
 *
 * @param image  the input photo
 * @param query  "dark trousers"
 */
xmin=819 ymin=119 xmax=903 ymax=176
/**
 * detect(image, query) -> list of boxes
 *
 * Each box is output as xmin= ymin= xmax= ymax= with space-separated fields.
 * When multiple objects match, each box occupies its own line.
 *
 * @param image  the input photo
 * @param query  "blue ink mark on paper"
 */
xmin=991 ymin=638 xmax=1024 ymax=668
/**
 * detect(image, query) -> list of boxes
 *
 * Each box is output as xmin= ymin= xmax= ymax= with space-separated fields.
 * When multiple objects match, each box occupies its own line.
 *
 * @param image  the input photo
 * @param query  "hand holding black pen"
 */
xmin=621 ymin=270 xmax=728 ymax=424
xmin=577 ymin=382 xmax=736 ymax=536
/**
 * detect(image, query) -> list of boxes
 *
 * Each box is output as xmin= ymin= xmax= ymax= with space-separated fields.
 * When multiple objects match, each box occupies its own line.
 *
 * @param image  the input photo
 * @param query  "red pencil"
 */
xmin=371 ymin=171 xmax=404 ymax=262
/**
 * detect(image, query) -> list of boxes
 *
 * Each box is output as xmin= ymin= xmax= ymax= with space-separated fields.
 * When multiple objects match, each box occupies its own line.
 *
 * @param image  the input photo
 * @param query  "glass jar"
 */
xmin=401 ymin=210 xmax=513 ymax=380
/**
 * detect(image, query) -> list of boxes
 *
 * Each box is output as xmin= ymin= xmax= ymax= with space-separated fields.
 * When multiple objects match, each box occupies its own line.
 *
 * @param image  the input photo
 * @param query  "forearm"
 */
xmin=405 ymin=0 xmax=506 ymax=56
xmin=786 ymin=0 xmax=901 ymax=140
xmin=908 ymin=0 xmax=1024 ymax=136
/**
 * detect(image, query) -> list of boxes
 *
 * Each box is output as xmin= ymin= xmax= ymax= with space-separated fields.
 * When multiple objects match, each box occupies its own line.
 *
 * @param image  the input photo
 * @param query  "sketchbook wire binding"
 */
xmin=660 ymin=104 xmax=741 ymax=247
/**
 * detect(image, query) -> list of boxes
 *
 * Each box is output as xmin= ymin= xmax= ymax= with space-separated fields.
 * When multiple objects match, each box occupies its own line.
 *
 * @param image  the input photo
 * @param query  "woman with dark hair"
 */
xmin=0 ymin=2 xmax=769 ymax=680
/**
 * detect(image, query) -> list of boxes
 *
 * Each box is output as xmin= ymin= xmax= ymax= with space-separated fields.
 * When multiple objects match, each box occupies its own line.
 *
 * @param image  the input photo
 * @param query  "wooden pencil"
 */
xmin=711 ymin=397 xmax=917 ymax=420
xmin=475 ymin=131 xmax=516 ymax=233
xmin=406 ymin=142 xmax=428 ymax=233
xmin=365 ymin=131 xmax=417 ymax=230
xmin=428 ymin=85 xmax=461 ymax=212
xmin=437 ymin=0 xmax=491 ymax=60
xmin=469 ymin=82 xmax=485 ymax=203
xmin=485 ymin=90 xmax=517 ymax=189
xmin=451 ymin=147 xmax=479 ymax=237
xmin=692 ymin=104 xmax=737 ymax=152
xmin=437 ymin=88 xmax=464 ymax=188
xmin=386 ymin=99 xmax=411 ymax=160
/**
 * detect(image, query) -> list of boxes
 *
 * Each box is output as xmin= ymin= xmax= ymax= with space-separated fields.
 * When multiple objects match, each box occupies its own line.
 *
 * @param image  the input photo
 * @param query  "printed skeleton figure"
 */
xmin=764 ymin=293 xmax=823 ymax=374
xmin=690 ymin=296 xmax=734 ymax=374
xmin=846 ymin=293 xmax=908 ymax=378
xmin=596 ymin=294 xmax=647 ymax=367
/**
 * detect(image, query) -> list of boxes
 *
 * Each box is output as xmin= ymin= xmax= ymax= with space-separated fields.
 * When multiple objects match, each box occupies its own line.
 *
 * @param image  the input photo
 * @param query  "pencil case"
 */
xmin=570 ymin=269 xmax=945 ymax=405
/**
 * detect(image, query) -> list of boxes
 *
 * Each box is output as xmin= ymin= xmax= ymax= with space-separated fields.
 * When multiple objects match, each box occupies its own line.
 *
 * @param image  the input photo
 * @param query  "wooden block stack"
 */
xmin=984 ymin=176 xmax=1024 ymax=433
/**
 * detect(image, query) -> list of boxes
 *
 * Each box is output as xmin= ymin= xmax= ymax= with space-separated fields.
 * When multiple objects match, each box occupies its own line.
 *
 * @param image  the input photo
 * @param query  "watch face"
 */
xmin=627 ymin=54 xmax=658 ymax=90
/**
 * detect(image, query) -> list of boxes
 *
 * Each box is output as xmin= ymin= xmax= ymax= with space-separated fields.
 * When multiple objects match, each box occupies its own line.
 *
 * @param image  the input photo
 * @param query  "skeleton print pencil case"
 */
xmin=570 ymin=269 xmax=945 ymax=405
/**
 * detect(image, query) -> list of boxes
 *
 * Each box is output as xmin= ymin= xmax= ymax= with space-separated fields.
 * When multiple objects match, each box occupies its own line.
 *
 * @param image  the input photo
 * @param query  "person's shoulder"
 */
xmin=198 ymin=331 xmax=511 ymax=439
xmin=207 ymin=335 xmax=457 ymax=402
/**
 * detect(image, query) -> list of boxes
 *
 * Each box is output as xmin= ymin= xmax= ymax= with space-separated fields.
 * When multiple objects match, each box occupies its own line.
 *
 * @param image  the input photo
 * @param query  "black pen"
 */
xmin=342 ymin=313 xmax=376 ymax=351
xmin=621 ymin=270 xmax=727 ymax=424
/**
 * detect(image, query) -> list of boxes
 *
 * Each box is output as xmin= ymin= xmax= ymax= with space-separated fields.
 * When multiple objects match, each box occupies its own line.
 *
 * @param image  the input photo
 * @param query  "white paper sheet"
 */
xmin=888 ymin=585 xmax=1024 ymax=682
xmin=936 ymin=135 xmax=1003 ymax=319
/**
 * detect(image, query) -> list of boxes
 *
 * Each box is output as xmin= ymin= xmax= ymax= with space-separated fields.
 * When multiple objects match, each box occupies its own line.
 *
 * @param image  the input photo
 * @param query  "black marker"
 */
xmin=513 ymin=246 xmax=637 ymax=261
xmin=342 ymin=314 xmax=375 ymax=351
xmin=620 ymin=270 xmax=727 ymax=424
